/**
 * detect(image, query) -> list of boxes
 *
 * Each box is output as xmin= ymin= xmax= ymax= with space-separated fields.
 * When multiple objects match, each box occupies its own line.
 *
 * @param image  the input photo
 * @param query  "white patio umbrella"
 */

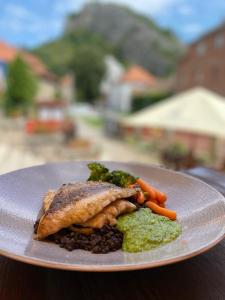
xmin=123 ymin=87 xmax=225 ymax=138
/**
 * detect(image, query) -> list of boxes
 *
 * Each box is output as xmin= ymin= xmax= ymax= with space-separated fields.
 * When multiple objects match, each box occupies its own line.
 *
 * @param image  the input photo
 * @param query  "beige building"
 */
xmin=0 ymin=41 xmax=74 ymax=104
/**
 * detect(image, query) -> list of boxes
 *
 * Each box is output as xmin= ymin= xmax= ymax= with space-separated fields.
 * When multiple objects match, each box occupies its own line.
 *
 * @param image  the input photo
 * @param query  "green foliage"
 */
xmin=165 ymin=142 xmax=189 ymax=156
xmin=131 ymin=91 xmax=173 ymax=112
xmin=4 ymin=56 xmax=37 ymax=116
xmin=72 ymin=45 xmax=106 ymax=102
xmin=87 ymin=162 xmax=138 ymax=187
xmin=33 ymin=39 xmax=75 ymax=76
xmin=33 ymin=30 xmax=113 ymax=76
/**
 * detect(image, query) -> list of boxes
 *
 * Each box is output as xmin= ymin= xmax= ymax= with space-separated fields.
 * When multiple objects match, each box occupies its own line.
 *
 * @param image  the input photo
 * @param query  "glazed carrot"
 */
xmin=136 ymin=178 xmax=156 ymax=199
xmin=158 ymin=202 xmax=165 ymax=208
xmin=148 ymin=198 xmax=158 ymax=204
xmin=146 ymin=201 xmax=177 ymax=220
xmin=136 ymin=178 xmax=167 ymax=203
xmin=156 ymin=191 xmax=167 ymax=203
xmin=136 ymin=191 xmax=145 ymax=204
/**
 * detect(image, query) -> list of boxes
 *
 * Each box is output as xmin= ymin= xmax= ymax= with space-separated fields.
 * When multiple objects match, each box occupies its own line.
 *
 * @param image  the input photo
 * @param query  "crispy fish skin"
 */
xmin=81 ymin=199 xmax=136 ymax=228
xmin=36 ymin=181 xmax=136 ymax=240
xmin=43 ymin=191 xmax=55 ymax=212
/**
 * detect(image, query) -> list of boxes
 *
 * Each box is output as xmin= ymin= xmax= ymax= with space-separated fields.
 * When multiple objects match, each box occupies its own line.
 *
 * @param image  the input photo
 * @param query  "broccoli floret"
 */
xmin=110 ymin=170 xmax=137 ymax=187
xmin=87 ymin=162 xmax=111 ymax=182
xmin=87 ymin=162 xmax=138 ymax=187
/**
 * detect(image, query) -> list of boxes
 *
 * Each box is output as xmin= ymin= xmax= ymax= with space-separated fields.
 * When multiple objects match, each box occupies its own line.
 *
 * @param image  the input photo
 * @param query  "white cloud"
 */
xmin=4 ymin=3 xmax=36 ymax=20
xmin=94 ymin=0 xmax=177 ymax=16
xmin=54 ymin=0 xmax=177 ymax=17
xmin=1 ymin=3 xmax=63 ymax=40
xmin=54 ymin=0 xmax=84 ymax=15
xmin=0 ymin=0 xmax=180 ymax=46
xmin=178 ymin=4 xmax=194 ymax=16
xmin=183 ymin=23 xmax=202 ymax=34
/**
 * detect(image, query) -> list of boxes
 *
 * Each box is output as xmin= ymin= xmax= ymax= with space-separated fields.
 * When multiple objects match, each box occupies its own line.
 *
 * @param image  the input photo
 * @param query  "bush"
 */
xmin=131 ymin=91 xmax=172 ymax=112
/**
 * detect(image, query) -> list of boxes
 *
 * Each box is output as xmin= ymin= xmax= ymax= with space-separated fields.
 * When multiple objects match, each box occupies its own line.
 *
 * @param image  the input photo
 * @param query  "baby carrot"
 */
xmin=136 ymin=191 xmax=145 ymax=204
xmin=148 ymin=198 xmax=158 ymax=204
xmin=136 ymin=178 xmax=167 ymax=203
xmin=158 ymin=202 xmax=165 ymax=208
xmin=146 ymin=201 xmax=177 ymax=220
xmin=156 ymin=191 xmax=167 ymax=203
xmin=136 ymin=178 xmax=156 ymax=199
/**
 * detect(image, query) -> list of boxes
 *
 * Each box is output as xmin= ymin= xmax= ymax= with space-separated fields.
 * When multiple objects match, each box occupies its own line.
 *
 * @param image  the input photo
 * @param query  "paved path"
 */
xmin=77 ymin=119 xmax=159 ymax=164
xmin=0 ymin=144 xmax=44 ymax=175
xmin=0 ymin=117 xmax=159 ymax=175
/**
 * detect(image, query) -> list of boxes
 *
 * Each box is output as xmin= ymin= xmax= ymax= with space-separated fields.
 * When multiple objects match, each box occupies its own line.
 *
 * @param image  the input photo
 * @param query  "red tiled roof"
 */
xmin=20 ymin=51 xmax=55 ymax=80
xmin=121 ymin=65 xmax=157 ymax=86
xmin=0 ymin=41 xmax=55 ymax=80
xmin=0 ymin=41 xmax=17 ymax=62
xmin=37 ymin=100 xmax=66 ymax=108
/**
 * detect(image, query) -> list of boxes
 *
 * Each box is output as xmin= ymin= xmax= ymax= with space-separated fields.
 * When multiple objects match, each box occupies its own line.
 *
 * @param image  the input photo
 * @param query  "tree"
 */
xmin=4 ymin=55 xmax=37 ymax=115
xmin=73 ymin=45 xmax=105 ymax=103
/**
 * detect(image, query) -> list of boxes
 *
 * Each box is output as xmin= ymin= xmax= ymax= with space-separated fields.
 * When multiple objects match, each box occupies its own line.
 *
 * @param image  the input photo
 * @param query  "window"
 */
xmin=196 ymin=43 xmax=207 ymax=55
xmin=214 ymin=33 xmax=224 ymax=48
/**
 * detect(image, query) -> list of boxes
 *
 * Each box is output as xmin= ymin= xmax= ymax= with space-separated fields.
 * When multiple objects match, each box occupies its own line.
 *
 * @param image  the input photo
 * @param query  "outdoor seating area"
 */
xmin=122 ymin=87 xmax=225 ymax=169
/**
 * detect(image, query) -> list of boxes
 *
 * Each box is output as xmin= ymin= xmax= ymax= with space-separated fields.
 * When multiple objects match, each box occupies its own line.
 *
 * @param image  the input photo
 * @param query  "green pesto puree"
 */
xmin=116 ymin=208 xmax=182 ymax=253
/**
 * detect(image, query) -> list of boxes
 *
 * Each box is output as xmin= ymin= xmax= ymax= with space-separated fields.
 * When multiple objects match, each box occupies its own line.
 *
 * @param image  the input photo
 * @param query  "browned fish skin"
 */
xmin=36 ymin=181 xmax=137 ymax=240
xmin=47 ymin=182 xmax=120 ymax=214
xmin=43 ymin=190 xmax=55 ymax=212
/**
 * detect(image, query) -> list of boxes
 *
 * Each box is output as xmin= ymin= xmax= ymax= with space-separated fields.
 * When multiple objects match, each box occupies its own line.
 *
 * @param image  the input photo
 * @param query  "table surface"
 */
xmin=1 ymin=167 xmax=225 ymax=300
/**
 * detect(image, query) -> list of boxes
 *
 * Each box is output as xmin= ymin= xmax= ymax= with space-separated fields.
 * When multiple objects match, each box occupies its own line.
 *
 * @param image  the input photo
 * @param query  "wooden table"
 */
xmin=1 ymin=167 xmax=225 ymax=300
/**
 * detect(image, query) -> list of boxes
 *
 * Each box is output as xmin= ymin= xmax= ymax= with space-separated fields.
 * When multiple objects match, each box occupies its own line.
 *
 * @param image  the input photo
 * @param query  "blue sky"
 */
xmin=0 ymin=0 xmax=225 ymax=48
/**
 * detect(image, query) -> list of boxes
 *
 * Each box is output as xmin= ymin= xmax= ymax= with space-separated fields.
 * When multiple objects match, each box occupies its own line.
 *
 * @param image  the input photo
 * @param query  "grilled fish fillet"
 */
xmin=35 ymin=181 xmax=137 ymax=240
xmin=43 ymin=190 xmax=55 ymax=212
xmin=81 ymin=199 xmax=136 ymax=228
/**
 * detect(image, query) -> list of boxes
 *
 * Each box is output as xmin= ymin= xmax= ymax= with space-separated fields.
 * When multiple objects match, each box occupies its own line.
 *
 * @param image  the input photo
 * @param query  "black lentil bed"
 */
xmin=49 ymin=225 xmax=124 ymax=254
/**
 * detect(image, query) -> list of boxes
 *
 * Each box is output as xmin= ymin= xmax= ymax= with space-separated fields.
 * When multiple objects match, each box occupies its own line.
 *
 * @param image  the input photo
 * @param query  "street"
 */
xmin=77 ymin=118 xmax=159 ymax=164
xmin=0 ymin=117 xmax=160 ymax=175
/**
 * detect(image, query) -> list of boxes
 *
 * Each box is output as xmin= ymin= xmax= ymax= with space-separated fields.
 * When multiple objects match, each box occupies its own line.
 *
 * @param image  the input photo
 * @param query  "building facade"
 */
xmin=176 ymin=23 xmax=225 ymax=96
xmin=0 ymin=41 xmax=74 ymax=103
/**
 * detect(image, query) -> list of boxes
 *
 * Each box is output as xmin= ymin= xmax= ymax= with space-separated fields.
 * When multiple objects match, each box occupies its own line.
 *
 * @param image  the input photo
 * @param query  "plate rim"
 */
xmin=0 ymin=161 xmax=225 ymax=272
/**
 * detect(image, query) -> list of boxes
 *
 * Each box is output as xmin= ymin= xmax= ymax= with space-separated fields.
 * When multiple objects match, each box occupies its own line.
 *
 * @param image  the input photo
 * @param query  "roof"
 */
xmin=37 ymin=100 xmax=66 ymax=108
xmin=121 ymin=65 xmax=157 ymax=86
xmin=0 ymin=41 xmax=17 ymax=62
xmin=191 ymin=21 xmax=225 ymax=46
xmin=0 ymin=41 xmax=55 ymax=80
xmin=123 ymin=87 xmax=225 ymax=138
xmin=20 ymin=51 xmax=54 ymax=80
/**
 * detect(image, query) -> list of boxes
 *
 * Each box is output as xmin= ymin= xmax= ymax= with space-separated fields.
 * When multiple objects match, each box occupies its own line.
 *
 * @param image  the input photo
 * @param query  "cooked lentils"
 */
xmin=49 ymin=225 xmax=123 ymax=254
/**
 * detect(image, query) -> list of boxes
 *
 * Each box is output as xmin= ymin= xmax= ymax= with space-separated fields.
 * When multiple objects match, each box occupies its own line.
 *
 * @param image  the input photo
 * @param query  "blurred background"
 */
xmin=0 ymin=0 xmax=225 ymax=174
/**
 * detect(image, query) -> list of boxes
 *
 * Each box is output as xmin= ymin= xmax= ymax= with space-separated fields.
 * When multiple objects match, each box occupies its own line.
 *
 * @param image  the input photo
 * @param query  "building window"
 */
xmin=196 ymin=43 xmax=207 ymax=55
xmin=214 ymin=33 xmax=224 ymax=48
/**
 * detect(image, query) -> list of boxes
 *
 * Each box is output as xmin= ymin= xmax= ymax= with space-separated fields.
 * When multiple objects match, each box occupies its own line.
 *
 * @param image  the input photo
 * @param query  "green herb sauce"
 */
xmin=116 ymin=208 xmax=182 ymax=253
